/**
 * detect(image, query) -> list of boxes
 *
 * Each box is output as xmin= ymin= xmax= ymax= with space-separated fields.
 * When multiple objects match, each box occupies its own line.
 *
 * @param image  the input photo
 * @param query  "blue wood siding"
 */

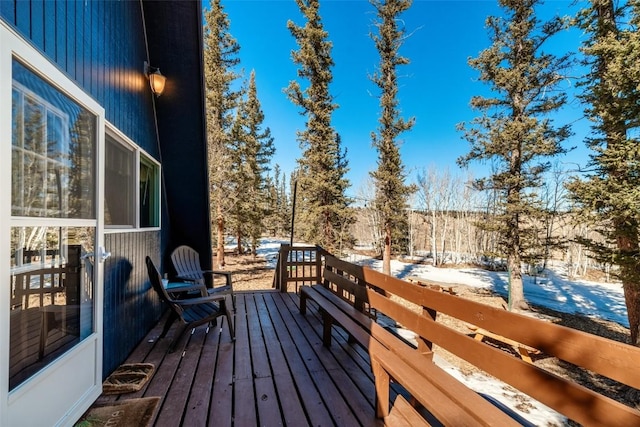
xmin=1 ymin=0 xmax=158 ymax=157
xmin=103 ymin=231 xmax=163 ymax=377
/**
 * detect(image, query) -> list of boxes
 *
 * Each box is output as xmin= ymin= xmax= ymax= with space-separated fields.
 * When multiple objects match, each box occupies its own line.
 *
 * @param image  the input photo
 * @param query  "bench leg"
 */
xmin=372 ymin=358 xmax=390 ymax=418
xmin=321 ymin=309 xmax=333 ymax=347
xmin=417 ymin=338 xmax=434 ymax=359
xmin=300 ymin=291 xmax=308 ymax=315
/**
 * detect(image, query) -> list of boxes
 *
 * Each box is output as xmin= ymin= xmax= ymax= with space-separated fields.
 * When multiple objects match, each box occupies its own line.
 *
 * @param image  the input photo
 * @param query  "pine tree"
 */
xmin=568 ymin=0 xmax=640 ymax=344
xmin=369 ymin=0 xmax=416 ymax=275
xmin=244 ymin=71 xmax=275 ymax=253
xmin=457 ymin=0 xmax=571 ymax=311
xmin=228 ymin=103 xmax=247 ymax=253
xmin=203 ymin=0 xmax=242 ymax=267
xmin=285 ymin=0 xmax=353 ymax=253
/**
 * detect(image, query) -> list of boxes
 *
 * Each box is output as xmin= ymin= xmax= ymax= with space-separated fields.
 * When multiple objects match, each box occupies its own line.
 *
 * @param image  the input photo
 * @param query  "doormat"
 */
xmin=74 ymin=396 xmax=160 ymax=427
xmin=102 ymin=363 xmax=155 ymax=395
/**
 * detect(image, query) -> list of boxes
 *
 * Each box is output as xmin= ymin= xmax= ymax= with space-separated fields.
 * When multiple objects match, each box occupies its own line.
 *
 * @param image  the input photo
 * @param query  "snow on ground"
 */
xmin=345 ymin=253 xmax=629 ymax=328
xmin=254 ymin=239 xmax=287 ymax=268
xmin=255 ymin=238 xmax=628 ymax=426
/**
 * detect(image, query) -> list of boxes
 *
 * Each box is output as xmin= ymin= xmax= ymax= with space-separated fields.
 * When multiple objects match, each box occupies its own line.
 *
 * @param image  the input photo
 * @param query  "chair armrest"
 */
xmin=177 ymin=270 xmax=231 ymax=280
xmin=201 ymin=270 xmax=233 ymax=288
xmin=176 ymin=273 xmax=204 ymax=282
xmin=206 ymin=285 xmax=231 ymax=294
xmin=202 ymin=270 xmax=231 ymax=276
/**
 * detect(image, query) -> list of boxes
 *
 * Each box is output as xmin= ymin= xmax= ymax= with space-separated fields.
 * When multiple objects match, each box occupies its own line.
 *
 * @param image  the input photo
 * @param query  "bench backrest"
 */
xmin=322 ymin=255 xmax=370 ymax=312
xmin=319 ymin=255 xmax=640 ymax=426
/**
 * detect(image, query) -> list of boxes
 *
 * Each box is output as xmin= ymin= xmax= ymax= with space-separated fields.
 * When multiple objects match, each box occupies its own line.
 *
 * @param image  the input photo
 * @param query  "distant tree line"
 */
xmin=354 ymin=166 xmax=607 ymax=277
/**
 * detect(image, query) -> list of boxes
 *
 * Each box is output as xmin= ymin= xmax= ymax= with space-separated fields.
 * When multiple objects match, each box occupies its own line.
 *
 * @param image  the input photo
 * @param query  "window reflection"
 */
xmin=140 ymin=156 xmax=159 ymax=228
xmin=9 ymin=226 xmax=95 ymax=391
xmin=11 ymin=60 xmax=95 ymax=219
xmin=105 ymin=136 xmax=135 ymax=227
xmin=9 ymin=59 xmax=97 ymax=392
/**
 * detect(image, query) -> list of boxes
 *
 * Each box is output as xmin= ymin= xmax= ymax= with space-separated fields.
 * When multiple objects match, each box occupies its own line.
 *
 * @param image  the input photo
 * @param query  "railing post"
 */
xmin=276 ymin=244 xmax=328 ymax=292
xmin=279 ymin=244 xmax=290 ymax=292
xmin=314 ymin=245 xmax=323 ymax=284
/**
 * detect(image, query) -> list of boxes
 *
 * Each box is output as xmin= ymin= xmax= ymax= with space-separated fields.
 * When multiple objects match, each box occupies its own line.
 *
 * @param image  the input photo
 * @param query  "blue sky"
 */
xmin=220 ymin=0 xmax=590 ymax=192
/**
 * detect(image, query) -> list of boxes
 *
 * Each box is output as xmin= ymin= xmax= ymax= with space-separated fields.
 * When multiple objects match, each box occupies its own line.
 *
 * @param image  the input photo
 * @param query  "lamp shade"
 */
xmin=149 ymin=70 xmax=166 ymax=96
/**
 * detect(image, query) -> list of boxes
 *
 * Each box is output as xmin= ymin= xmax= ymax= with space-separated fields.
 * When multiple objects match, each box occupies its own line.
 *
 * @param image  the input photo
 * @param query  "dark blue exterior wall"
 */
xmin=1 ymin=0 xmax=212 ymax=377
xmin=1 ymin=0 xmax=159 ymax=156
xmin=103 ymin=231 xmax=162 ymax=375
xmin=144 ymin=1 xmax=213 ymax=268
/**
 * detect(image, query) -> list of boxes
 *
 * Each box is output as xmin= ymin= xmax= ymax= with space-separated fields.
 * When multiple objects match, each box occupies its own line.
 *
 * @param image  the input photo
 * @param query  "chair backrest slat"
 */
xmin=171 ymin=245 xmax=205 ymax=284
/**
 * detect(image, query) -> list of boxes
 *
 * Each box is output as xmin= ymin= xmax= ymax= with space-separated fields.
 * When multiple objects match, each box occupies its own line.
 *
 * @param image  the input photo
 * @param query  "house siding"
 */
xmin=1 ymin=0 xmax=159 ymax=156
xmin=143 ymin=1 xmax=213 ymax=264
xmin=103 ymin=231 xmax=163 ymax=377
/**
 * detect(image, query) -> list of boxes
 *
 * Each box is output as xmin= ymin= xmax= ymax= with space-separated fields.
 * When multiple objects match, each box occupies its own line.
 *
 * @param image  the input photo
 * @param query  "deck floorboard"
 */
xmin=95 ymin=291 xmax=387 ymax=426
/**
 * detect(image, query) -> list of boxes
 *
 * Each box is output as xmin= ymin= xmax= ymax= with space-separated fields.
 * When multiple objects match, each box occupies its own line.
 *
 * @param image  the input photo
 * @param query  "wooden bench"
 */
xmin=299 ymin=254 xmax=640 ymax=426
xmin=300 ymin=256 xmax=521 ymax=426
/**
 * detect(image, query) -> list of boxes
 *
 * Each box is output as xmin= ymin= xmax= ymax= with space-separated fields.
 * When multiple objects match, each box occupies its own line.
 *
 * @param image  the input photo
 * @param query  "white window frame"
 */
xmin=104 ymin=125 xmax=161 ymax=233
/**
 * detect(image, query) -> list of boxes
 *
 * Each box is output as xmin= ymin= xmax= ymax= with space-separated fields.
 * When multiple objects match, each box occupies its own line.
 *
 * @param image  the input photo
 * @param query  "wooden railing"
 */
xmin=274 ymin=245 xmax=328 ymax=292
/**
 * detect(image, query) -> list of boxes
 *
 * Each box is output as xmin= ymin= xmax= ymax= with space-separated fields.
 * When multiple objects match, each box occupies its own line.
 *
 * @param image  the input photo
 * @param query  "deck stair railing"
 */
xmin=274 ymin=244 xmax=329 ymax=292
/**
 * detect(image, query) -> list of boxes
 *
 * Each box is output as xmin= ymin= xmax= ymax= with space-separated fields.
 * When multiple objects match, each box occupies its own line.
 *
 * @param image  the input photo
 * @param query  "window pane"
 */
xmin=24 ymin=95 xmax=44 ymax=153
xmin=12 ymin=88 xmax=23 ymax=148
xmin=139 ymin=156 xmax=159 ymax=228
xmin=9 ymin=226 xmax=95 ymax=391
xmin=11 ymin=60 xmax=96 ymax=219
xmin=21 ymin=152 xmax=46 ymax=215
xmin=105 ymin=136 xmax=135 ymax=227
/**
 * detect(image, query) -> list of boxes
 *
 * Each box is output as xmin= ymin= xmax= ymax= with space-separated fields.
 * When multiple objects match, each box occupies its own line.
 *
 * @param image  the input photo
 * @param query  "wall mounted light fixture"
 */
xmin=144 ymin=61 xmax=167 ymax=97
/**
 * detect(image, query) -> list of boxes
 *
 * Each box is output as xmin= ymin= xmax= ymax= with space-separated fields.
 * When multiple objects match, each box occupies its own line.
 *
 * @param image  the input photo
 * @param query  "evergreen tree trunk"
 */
xmin=620 ymin=230 xmax=640 ymax=344
xmin=506 ymin=142 xmax=527 ymax=310
xmin=624 ymin=281 xmax=640 ymax=346
xmin=236 ymin=231 xmax=243 ymax=254
xmin=384 ymin=226 xmax=392 ymax=275
xmin=506 ymin=218 xmax=526 ymax=309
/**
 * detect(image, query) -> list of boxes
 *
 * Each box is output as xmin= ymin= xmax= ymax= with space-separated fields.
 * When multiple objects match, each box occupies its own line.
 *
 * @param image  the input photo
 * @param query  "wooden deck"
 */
xmin=96 ymin=290 xmax=392 ymax=426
